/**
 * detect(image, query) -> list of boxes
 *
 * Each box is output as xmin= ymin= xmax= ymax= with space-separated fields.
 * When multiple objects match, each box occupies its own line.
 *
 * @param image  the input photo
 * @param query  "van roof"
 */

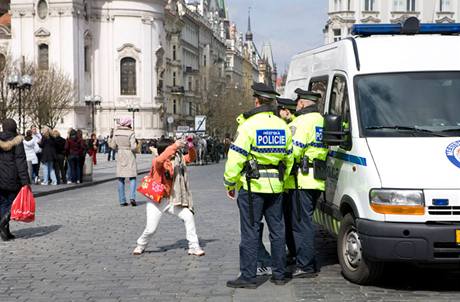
xmin=288 ymin=35 xmax=460 ymax=78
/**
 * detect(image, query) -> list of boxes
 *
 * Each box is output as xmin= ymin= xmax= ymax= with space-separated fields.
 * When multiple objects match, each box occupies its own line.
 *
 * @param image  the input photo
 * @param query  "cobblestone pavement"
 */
xmin=1 ymin=162 xmax=460 ymax=301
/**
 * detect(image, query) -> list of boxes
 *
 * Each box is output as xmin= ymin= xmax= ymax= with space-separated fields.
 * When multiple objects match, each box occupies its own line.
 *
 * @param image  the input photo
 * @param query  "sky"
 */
xmin=226 ymin=0 xmax=328 ymax=75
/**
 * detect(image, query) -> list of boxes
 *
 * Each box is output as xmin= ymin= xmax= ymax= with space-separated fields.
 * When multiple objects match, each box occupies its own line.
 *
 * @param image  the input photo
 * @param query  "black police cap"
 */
xmin=252 ymin=82 xmax=280 ymax=100
xmin=276 ymin=97 xmax=297 ymax=111
xmin=294 ymin=88 xmax=322 ymax=102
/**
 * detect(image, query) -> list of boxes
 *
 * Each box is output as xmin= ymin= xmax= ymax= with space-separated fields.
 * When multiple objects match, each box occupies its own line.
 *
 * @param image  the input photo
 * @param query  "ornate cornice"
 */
xmin=34 ymin=27 xmax=51 ymax=37
xmin=117 ymin=43 xmax=142 ymax=54
xmin=360 ymin=16 xmax=381 ymax=23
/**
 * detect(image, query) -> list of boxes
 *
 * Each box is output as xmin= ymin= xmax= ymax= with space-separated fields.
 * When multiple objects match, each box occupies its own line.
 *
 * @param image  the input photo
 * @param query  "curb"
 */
xmin=34 ymin=169 xmax=150 ymax=198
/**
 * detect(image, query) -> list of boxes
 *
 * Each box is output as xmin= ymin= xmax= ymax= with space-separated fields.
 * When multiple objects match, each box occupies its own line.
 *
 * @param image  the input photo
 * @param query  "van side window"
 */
xmin=330 ymin=75 xmax=350 ymax=123
xmin=330 ymin=75 xmax=352 ymax=149
xmin=308 ymin=77 xmax=328 ymax=114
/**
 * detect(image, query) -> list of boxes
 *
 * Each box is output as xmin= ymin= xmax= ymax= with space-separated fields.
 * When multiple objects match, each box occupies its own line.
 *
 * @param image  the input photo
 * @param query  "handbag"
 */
xmin=10 ymin=185 xmax=36 ymax=223
xmin=137 ymin=159 xmax=165 ymax=203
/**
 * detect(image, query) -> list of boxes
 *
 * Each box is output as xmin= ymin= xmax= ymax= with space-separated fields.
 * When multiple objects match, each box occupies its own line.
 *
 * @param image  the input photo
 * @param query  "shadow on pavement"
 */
xmin=147 ymin=238 xmax=219 ymax=253
xmin=13 ymin=225 xmax=62 ymax=239
xmin=374 ymin=263 xmax=460 ymax=291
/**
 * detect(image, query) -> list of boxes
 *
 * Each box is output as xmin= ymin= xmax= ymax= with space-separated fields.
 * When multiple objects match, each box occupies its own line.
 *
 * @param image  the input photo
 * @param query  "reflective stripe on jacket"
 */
xmin=285 ymin=112 xmax=328 ymax=191
xmin=224 ymin=110 xmax=294 ymax=194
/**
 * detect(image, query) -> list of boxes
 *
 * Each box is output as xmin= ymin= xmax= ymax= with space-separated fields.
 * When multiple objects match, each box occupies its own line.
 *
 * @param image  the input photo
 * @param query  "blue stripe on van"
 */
xmin=329 ymin=151 xmax=367 ymax=166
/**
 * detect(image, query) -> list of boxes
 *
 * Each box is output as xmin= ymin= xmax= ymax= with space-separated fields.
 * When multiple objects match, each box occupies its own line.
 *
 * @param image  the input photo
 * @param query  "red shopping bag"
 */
xmin=137 ymin=175 xmax=165 ymax=203
xmin=10 ymin=185 xmax=36 ymax=223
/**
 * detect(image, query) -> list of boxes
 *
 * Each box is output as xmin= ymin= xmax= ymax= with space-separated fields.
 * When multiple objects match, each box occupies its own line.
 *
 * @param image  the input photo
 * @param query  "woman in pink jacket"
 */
xmin=133 ymin=137 xmax=205 ymax=256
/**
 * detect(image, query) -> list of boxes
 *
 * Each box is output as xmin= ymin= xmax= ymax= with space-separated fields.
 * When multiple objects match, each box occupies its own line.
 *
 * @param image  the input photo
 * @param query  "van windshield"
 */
xmin=355 ymin=72 xmax=460 ymax=137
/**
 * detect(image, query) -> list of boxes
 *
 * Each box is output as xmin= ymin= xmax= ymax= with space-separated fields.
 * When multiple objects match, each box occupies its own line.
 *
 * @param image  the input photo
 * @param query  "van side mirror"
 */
xmin=323 ymin=114 xmax=348 ymax=146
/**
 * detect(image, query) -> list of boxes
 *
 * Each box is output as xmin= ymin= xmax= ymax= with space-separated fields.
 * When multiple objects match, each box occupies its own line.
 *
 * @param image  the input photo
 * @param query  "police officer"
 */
xmin=276 ymin=97 xmax=298 ymax=264
xmin=224 ymin=83 xmax=294 ymax=288
xmin=285 ymin=88 xmax=328 ymax=278
xmin=276 ymin=97 xmax=297 ymax=123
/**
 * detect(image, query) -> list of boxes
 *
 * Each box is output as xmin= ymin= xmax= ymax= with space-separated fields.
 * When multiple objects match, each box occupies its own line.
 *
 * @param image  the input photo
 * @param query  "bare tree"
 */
xmin=0 ymin=54 xmax=19 ymax=120
xmin=23 ymin=65 xmax=74 ymax=129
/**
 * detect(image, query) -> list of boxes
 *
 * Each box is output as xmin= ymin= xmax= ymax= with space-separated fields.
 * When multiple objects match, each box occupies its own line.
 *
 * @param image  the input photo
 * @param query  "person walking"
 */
xmin=23 ymin=130 xmax=41 ymax=184
xmin=53 ymin=129 xmax=67 ymax=185
xmin=224 ymin=83 xmax=294 ymax=288
xmin=88 ymin=133 xmax=99 ymax=165
xmin=39 ymin=127 xmax=58 ymax=186
xmin=65 ymin=129 xmax=84 ymax=184
xmin=109 ymin=117 xmax=138 ymax=207
xmin=132 ymin=137 xmax=205 ymax=257
xmin=284 ymin=88 xmax=328 ymax=278
xmin=30 ymin=125 xmax=42 ymax=183
xmin=76 ymin=130 xmax=87 ymax=183
xmin=0 ymin=119 xmax=30 ymax=241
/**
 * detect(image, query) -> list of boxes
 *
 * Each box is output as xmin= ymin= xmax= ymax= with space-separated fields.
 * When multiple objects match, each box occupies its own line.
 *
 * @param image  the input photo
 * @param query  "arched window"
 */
xmin=0 ymin=53 xmax=5 ymax=72
xmin=173 ymin=99 xmax=177 ymax=114
xmin=120 ymin=57 xmax=136 ymax=95
xmin=38 ymin=44 xmax=49 ymax=70
xmin=173 ymin=45 xmax=176 ymax=61
xmin=37 ymin=0 xmax=48 ymax=20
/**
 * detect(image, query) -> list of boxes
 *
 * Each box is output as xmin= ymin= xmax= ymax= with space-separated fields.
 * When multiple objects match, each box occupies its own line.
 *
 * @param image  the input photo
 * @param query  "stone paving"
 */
xmin=1 ymin=162 xmax=460 ymax=301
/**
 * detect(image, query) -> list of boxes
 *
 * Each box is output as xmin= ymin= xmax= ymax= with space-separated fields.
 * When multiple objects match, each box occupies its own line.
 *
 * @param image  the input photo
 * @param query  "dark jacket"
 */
xmin=0 ymin=132 xmax=30 ymax=192
xmin=65 ymin=137 xmax=84 ymax=157
xmin=54 ymin=136 xmax=66 ymax=156
xmin=39 ymin=136 xmax=57 ymax=163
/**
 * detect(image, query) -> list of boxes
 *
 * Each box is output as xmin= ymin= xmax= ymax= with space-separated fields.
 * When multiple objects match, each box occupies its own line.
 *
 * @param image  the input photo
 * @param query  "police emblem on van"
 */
xmin=445 ymin=140 xmax=460 ymax=168
xmin=256 ymin=129 xmax=286 ymax=146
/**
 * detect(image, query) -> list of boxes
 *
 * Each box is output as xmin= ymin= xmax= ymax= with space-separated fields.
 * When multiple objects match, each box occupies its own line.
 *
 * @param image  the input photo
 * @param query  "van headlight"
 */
xmin=370 ymin=189 xmax=425 ymax=215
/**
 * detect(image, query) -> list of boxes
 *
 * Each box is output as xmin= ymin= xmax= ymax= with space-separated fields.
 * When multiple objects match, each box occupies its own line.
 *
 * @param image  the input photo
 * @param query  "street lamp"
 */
xmin=7 ymin=73 xmax=33 ymax=134
xmin=127 ymin=103 xmax=140 ymax=130
xmin=85 ymin=95 xmax=102 ymax=134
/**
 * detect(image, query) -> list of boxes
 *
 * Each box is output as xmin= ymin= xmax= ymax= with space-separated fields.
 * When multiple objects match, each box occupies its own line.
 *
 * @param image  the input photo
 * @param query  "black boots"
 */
xmin=0 ymin=213 xmax=14 ymax=241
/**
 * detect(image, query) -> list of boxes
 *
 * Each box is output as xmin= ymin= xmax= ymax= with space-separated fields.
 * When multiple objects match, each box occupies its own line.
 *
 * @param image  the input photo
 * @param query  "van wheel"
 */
xmin=338 ymin=213 xmax=384 ymax=285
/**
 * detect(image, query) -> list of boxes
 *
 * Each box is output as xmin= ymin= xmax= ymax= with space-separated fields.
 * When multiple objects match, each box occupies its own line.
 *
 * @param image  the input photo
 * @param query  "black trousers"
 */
xmin=290 ymin=189 xmax=321 ymax=272
xmin=237 ymin=189 xmax=286 ymax=281
xmin=283 ymin=191 xmax=296 ymax=259
xmin=54 ymin=154 xmax=67 ymax=184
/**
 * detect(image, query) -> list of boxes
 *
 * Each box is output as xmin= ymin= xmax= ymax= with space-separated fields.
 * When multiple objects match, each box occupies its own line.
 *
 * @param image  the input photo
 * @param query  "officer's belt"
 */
xmin=290 ymin=163 xmax=314 ymax=175
xmin=258 ymin=164 xmax=280 ymax=170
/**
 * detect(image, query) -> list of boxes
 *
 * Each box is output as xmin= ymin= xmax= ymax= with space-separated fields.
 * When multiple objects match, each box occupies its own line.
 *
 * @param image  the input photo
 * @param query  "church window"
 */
xmin=203 ymin=55 xmax=207 ymax=67
xmin=0 ymin=53 xmax=5 ymax=72
xmin=38 ymin=44 xmax=49 ymax=70
xmin=173 ymin=45 xmax=176 ymax=61
xmin=84 ymin=46 xmax=90 ymax=73
xmin=173 ymin=72 xmax=176 ymax=86
xmin=173 ymin=99 xmax=177 ymax=114
xmin=120 ymin=57 xmax=136 ymax=95
xmin=37 ymin=0 xmax=48 ymax=20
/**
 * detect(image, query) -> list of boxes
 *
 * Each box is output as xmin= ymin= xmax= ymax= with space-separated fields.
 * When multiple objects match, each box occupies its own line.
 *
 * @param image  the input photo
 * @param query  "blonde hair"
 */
xmin=52 ymin=129 xmax=60 ymax=138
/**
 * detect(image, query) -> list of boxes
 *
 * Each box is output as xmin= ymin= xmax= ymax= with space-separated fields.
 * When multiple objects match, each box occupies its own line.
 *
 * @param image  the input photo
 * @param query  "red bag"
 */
xmin=10 ymin=185 xmax=35 ymax=223
xmin=137 ymin=160 xmax=165 ymax=203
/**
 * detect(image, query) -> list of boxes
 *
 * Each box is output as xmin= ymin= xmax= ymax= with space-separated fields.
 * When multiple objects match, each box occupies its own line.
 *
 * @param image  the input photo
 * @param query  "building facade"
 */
xmin=1 ymin=0 xmax=166 ymax=138
xmin=325 ymin=0 xmax=459 ymax=43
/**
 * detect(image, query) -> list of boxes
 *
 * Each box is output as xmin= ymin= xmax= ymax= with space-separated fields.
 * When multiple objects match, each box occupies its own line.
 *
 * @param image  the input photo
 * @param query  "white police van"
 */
xmin=284 ymin=18 xmax=460 ymax=284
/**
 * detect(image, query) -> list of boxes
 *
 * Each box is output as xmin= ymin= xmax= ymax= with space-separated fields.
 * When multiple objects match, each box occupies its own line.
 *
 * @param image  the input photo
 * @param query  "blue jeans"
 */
xmin=118 ymin=177 xmax=137 ymax=204
xmin=237 ymin=189 xmax=286 ymax=281
xmin=257 ymin=222 xmax=272 ymax=267
xmin=290 ymin=189 xmax=321 ymax=273
xmin=42 ymin=161 xmax=57 ymax=185
xmin=68 ymin=156 xmax=80 ymax=183
xmin=0 ymin=190 xmax=17 ymax=220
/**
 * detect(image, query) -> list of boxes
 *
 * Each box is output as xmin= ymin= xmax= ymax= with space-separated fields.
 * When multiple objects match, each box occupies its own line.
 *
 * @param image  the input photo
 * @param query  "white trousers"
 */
xmin=136 ymin=200 xmax=200 ymax=249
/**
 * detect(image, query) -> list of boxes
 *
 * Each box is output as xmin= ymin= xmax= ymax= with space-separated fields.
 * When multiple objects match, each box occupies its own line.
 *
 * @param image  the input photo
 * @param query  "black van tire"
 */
xmin=337 ymin=213 xmax=384 ymax=285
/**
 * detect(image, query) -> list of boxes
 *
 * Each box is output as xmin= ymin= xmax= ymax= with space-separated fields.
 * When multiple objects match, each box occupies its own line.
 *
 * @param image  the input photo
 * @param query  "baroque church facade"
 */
xmin=1 ymin=0 xmax=166 ymax=138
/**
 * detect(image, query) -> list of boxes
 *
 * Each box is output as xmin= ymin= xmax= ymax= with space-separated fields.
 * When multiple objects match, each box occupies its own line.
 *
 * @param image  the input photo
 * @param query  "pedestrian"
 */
xmin=88 ymin=133 xmax=98 ymax=165
xmin=132 ymin=136 xmax=205 ymax=257
xmin=224 ymin=83 xmax=294 ymax=288
xmin=0 ymin=119 xmax=30 ymax=241
xmin=107 ymin=130 xmax=116 ymax=161
xmin=76 ymin=130 xmax=87 ymax=183
xmin=23 ymin=130 xmax=41 ymax=184
xmin=52 ymin=129 xmax=67 ymax=185
xmin=30 ymin=125 xmax=42 ymax=182
xmin=284 ymin=88 xmax=328 ymax=278
xmin=109 ymin=117 xmax=138 ymax=207
xmin=65 ymin=129 xmax=84 ymax=184
xmin=39 ymin=127 xmax=58 ymax=186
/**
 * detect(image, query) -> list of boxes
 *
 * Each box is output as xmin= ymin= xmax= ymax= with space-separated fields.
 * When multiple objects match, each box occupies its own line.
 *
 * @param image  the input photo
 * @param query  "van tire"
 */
xmin=337 ymin=213 xmax=384 ymax=285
